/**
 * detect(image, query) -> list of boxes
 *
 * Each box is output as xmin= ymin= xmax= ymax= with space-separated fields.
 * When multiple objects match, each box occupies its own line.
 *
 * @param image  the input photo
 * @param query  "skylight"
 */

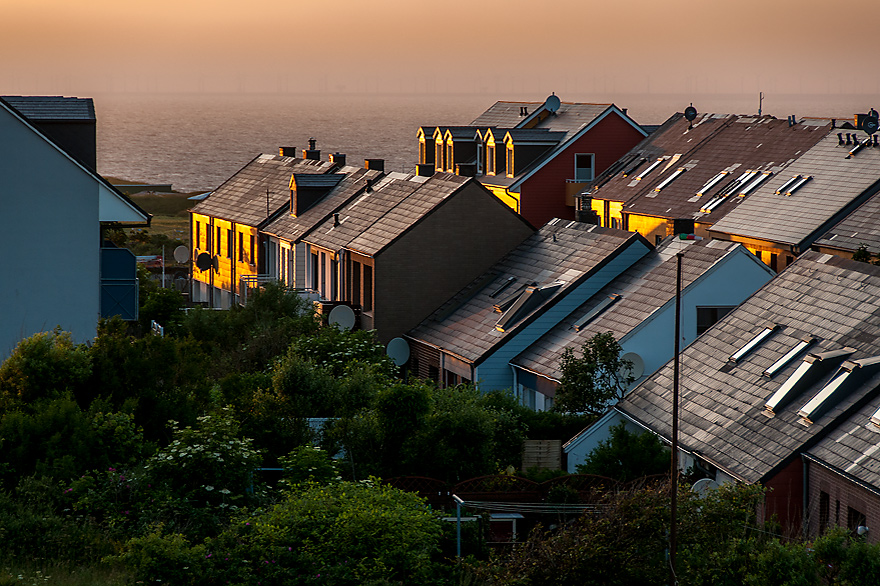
xmin=653 ymin=167 xmax=686 ymax=192
xmin=781 ymin=175 xmax=811 ymax=196
xmin=700 ymin=196 xmax=727 ymax=213
xmin=622 ymin=158 xmax=647 ymax=178
xmin=696 ymin=171 xmax=728 ymax=197
xmin=738 ymin=171 xmax=772 ymax=196
xmin=870 ymin=404 xmax=880 ymax=429
xmin=798 ymin=355 xmax=880 ymax=426
xmin=635 ymin=158 xmax=664 ymax=181
xmin=848 ymin=138 xmax=869 ymax=158
xmin=716 ymin=170 xmax=752 ymax=197
xmin=495 ymin=282 xmax=563 ymax=332
xmin=729 ymin=324 xmax=779 ymax=363
xmin=573 ymin=294 xmax=621 ymax=332
xmin=762 ymin=347 xmax=855 ymax=417
xmin=775 ymin=176 xmax=801 ymax=195
xmin=763 ymin=337 xmax=815 ymax=378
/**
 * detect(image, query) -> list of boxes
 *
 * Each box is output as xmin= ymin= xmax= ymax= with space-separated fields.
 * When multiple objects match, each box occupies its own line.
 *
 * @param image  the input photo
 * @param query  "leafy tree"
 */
xmin=577 ymin=422 xmax=669 ymax=482
xmin=555 ymin=332 xmax=634 ymax=415
xmin=852 ymin=244 xmax=873 ymax=263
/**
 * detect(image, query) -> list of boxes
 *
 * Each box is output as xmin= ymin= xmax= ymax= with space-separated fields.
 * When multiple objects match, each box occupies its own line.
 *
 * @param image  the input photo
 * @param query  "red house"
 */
xmin=417 ymin=95 xmax=647 ymax=227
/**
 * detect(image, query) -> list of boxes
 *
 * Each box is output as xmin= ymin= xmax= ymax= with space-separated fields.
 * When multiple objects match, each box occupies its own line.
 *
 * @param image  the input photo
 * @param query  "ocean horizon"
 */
xmin=95 ymin=91 xmax=879 ymax=193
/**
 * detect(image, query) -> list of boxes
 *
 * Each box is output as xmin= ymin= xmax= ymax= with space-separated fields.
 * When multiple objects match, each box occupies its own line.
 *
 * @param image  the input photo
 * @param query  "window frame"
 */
xmin=574 ymin=153 xmax=595 ymax=182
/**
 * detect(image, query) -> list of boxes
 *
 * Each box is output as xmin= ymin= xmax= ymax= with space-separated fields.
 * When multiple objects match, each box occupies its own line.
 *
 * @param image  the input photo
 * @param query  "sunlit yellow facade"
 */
xmin=191 ymin=212 xmax=260 ymax=306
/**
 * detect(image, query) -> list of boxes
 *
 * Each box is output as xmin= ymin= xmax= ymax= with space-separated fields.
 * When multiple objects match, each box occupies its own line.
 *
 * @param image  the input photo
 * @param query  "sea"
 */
xmin=95 ymin=92 xmax=878 ymax=193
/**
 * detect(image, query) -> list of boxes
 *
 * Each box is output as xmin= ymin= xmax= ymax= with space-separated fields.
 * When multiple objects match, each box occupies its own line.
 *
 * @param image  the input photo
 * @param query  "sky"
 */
xmin=2 ymin=0 xmax=878 ymax=97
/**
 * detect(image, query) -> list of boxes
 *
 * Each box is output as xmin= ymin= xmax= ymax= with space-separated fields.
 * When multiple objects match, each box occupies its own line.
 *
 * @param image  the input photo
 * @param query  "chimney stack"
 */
xmin=302 ymin=138 xmax=321 ymax=160
xmin=279 ymin=146 xmax=297 ymax=157
xmin=330 ymin=152 xmax=347 ymax=167
xmin=365 ymin=158 xmax=385 ymax=172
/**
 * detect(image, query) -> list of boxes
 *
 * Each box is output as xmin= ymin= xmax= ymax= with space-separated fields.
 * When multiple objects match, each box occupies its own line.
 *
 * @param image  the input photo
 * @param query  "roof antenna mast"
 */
xmin=758 ymin=92 xmax=764 ymax=117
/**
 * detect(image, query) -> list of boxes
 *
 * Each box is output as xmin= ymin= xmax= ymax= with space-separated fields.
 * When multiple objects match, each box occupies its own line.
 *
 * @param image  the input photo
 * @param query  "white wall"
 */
xmin=0 ymin=106 xmax=100 ymax=358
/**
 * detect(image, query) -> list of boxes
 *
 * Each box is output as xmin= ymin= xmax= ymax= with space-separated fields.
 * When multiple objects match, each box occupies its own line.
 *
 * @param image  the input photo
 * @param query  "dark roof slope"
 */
xmin=191 ymin=154 xmax=334 ymax=226
xmin=2 ymin=95 xmax=95 ymax=121
xmin=408 ymin=221 xmax=645 ymax=363
xmin=263 ymin=167 xmax=382 ymax=242
xmin=813 ymin=190 xmax=880 ymax=255
xmin=512 ymin=239 xmax=747 ymax=380
xmin=618 ymin=252 xmax=880 ymax=483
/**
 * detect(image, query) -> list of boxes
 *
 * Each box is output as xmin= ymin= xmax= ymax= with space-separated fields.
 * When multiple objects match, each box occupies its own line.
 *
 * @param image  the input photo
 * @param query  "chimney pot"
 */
xmin=333 ymin=213 xmax=340 ymax=227
xmin=330 ymin=152 xmax=346 ymax=167
xmin=838 ymin=133 xmax=845 ymax=145
xmin=308 ymin=137 xmax=317 ymax=150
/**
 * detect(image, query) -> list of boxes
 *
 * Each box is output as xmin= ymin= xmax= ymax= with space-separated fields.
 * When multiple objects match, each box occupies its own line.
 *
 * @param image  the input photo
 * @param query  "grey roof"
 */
xmin=304 ymin=172 xmax=471 ymax=256
xmin=191 ymin=154 xmax=335 ymax=226
xmin=407 ymin=221 xmax=646 ymax=364
xmin=589 ymin=114 xmax=831 ymax=226
xmin=813 ymin=190 xmax=880 ymax=255
xmin=710 ymin=129 xmax=880 ymax=250
xmin=504 ymin=129 xmax=566 ymax=143
xmin=471 ymin=101 xmax=546 ymax=127
xmin=806 ymin=393 xmax=880 ymax=491
xmin=263 ymin=167 xmax=382 ymax=242
xmin=511 ymin=239 xmax=744 ymax=380
xmin=617 ymin=252 xmax=880 ymax=483
xmin=2 ymin=95 xmax=95 ymax=121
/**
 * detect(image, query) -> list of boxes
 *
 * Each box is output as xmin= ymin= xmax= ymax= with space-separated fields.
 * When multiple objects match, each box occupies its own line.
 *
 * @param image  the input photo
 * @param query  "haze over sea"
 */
xmin=96 ymin=92 xmax=878 ymax=193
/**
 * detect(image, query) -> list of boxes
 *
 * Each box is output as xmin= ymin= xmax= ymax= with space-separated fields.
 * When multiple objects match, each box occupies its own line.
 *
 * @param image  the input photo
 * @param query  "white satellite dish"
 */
xmin=173 ymin=245 xmax=190 ymax=263
xmin=328 ymin=304 xmax=356 ymax=331
xmin=386 ymin=337 xmax=410 ymax=367
xmin=620 ymin=352 xmax=645 ymax=379
xmin=691 ymin=478 xmax=720 ymax=498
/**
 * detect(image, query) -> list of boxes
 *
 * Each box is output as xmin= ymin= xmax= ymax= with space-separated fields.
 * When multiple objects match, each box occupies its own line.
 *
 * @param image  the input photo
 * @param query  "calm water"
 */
xmin=95 ymin=92 xmax=878 ymax=193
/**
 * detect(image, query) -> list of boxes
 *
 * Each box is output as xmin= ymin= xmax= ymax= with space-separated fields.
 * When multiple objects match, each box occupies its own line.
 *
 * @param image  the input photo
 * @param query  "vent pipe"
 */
xmin=846 ymin=133 xmax=852 ymax=145
xmin=838 ymin=133 xmax=845 ymax=146
xmin=333 ymin=213 xmax=340 ymax=227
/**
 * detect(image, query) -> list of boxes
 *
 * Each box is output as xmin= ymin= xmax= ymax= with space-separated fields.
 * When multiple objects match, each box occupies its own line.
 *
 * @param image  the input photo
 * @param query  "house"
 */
xmin=300 ymin=172 xmax=535 ymax=343
xmin=0 ymin=96 xmax=150 ymax=357
xmin=261 ymin=165 xmax=384 ymax=291
xmin=511 ymin=238 xmax=774 ymax=412
xmin=418 ymin=95 xmax=647 ymax=228
xmin=709 ymin=120 xmax=880 ymax=265
xmin=582 ymin=112 xmax=833 ymax=270
xmin=811 ymin=189 xmax=880 ymax=259
xmin=572 ymin=252 xmax=880 ymax=533
xmin=405 ymin=221 xmax=652 ymax=391
xmin=189 ymin=146 xmax=339 ymax=308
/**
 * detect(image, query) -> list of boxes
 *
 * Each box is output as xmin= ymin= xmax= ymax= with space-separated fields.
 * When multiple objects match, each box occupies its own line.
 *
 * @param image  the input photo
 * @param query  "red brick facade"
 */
xmin=805 ymin=459 xmax=880 ymax=544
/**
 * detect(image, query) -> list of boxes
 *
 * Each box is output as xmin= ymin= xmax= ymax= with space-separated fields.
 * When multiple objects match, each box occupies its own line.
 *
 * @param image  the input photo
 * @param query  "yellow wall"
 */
xmin=481 ymin=183 xmax=520 ymax=214
xmin=191 ymin=212 xmax=259 ymax=300
xmin=626 ymin=213 xmax=667 ymax=243
xmin=590 ymin=199 xmax=624 ymax=228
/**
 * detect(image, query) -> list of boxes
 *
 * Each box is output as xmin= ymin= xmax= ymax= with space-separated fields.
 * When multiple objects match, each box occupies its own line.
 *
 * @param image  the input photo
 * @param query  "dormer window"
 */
xmin=487 ymin=144 xmax=496 ymax=176
xmin=446 ymin=141 xmax=454 ymax=172
xmin=507 ymin=144 xmax=515 ymax=178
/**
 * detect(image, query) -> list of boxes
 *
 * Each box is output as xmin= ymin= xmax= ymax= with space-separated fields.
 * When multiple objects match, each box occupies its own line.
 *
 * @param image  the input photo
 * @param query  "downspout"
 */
xmin=510 ymin=364 xmax=520 ymax=405
xmin=231 ymin=222 xmax=237 ymax=304
xmin=802 ymin=453 xmax=809 ymax=541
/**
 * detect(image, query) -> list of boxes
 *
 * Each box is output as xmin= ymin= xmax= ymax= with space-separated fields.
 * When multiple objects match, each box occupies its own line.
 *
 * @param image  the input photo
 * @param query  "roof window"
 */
xmin=798 ymin=355 xmax=880 ymax=426
xmin=729 ymin=324 xmax=779 ymax=363
xmin=653 ymin=167 xmax=686 ymax=192
xmin=763 ymin=348 xmax=854 ymax=417
xmin=763 ymin=337 xmax=816 ymax=378
xmin=635 ymin=158 xmax=665 ymax=181
xmin=696 ymin=171 xmax=729 ymax=197
xmin=738 ymin=171 xmax=772 ymax=196
xmin=779 ymin=175 xmax=812 ymax=196
xmin=700 ymin=195 xmax=728 ymax=213
xmin=847 ymin=138 xmax=869 ymax=159
xmin=490 ymin=276 xmax=517 ymax=299
xmin=622 ymin=157 xmax=647 ymax=178
xmin=573 ymin=294 xmax=621 ymax=332
xmin=495 ymin=282 xmax=563 ymax=332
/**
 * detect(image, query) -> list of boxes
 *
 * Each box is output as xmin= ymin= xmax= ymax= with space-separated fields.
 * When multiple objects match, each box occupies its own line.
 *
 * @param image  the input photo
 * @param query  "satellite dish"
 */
xmin=173 ymin=245 xmax=190 ymax=263
xmin=386 ymin=337 xmax=410 ymax=367
xmin=620 ymin=352 xmax=645 ymax=379
xmin=684 ymin=105 xmax=698 ymax=122
xmin=864 ymin=116 xmax=879 ymax=136
xmin=212 ymin=255 xmax=220 ymax=272
xmin=691 ymin=478 xmax=720 ymax=497
xmin=328 ymin=304 xmax=356 ymax=331
xmin=195 ymin=252 xmax=212 ymax=271
xmin=545 ymin=93 xmax=561 ymax=113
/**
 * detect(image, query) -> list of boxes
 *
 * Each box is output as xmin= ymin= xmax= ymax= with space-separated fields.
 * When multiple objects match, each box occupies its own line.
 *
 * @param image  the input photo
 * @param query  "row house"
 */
xmin=300 ymin=172 xmax=534 ymax=343
xmin=189 ymin=147 xmax=338 ymax=308
xmin=0 ymin=96 xmax=150 ymax=357
xmin=418 ymin=95 xmax=647 ymax=228
xmin=575 ymin=252 xmax=880 ymax=539
xmin=511 ymin=237 xmax=773 ymax=413
xmin=582 ymin=112 xmax=833 ymax=270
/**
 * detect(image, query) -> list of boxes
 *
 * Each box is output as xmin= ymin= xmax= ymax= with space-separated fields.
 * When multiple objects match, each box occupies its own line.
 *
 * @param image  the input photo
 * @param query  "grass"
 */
xmin=1 ymin=562 xmax=130 ymax=586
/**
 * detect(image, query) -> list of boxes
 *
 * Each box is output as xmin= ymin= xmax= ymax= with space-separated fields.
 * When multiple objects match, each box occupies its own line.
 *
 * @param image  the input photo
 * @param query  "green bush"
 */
xmin=577 ymin=422 xmax=669 ymax=482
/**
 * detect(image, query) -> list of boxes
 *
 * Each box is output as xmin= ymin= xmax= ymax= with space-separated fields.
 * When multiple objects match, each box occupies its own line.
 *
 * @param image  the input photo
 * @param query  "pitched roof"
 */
xmin=191 ymin=154 xmax=335 ymax=226
xmin=617 ymin=252 xmax=880 ymax=483
xmin=471 ymin=101 xmax=546 ymax=127
xmin=806 ymin=392 xmax=880 ymax=493
xmin=2 ymin=95 xmax=95 ymax=121
xmin=304 ymin=172 xmax=473 ymax=256
xmin=511 ymin=239 xmax=749 ymax=381
xmin=711 ymin=129 xmax=880 ymax=251
xmin=407 ymin=221 xmax=646 ymax=364
xmin=813 ymin=190 xmax=880 ymax=255
xmin=262 ymin=167 xmax=382 ymax=242
xmin=588 ymin=114 xmax=831 ymax=225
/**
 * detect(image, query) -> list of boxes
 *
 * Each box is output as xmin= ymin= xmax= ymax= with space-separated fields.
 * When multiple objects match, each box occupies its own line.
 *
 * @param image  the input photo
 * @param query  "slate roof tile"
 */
xmin=2 ymin=95 xmax=95 ymax=120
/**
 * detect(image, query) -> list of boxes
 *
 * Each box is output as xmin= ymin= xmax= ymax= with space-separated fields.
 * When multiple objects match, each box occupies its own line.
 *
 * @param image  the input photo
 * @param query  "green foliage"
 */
xmin=139 ymin=287 xmax=186 ymax=333
xmin=577 ymin=422 xmax=669 ymax=482
xmin=288 ymin=327 xmax=396 ymax=378
xmin=279 ymin=445 xmax=341 ymax=487
xmin=0 ymin=329 xmax=90 ymax=409
xmin=555 ymin=332 xmax=634 ymax=415
xmin=852 ymin=244 xmax=873 ymax=263
xmin=115 ymin=529 xmax=208 ymax=585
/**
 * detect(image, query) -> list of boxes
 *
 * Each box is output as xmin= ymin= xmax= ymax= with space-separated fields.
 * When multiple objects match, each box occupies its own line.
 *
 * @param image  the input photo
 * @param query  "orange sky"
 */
xmin=2 ymin=0 xmax=878 ymax=96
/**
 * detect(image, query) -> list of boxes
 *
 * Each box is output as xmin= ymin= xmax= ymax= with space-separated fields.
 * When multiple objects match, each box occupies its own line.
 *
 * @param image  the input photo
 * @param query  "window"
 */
xmin=820 ymin=491 xmax=830 ymax=533
xmin=249 ymin=235 xmax=255 ymax=265
xmin=435 ymin=140 xmax=444 ymax=174
xmin=206 ymin=226 xmax=212 ymax=252
xmin=476 ymin=143 xmax=484 ymax=174
xmin=447 ymin=142 xmax=454 ymax=172
xmin=363 ymin=264 xmax=373 ymax=312
xmin=195 ymin=221 xmax=201 ymax=250
xmin=216 ymin=227 xmax=222 ymax=255
xmin=227 ymin=229 xmax=233 ymax=258
xmin=238 ymin=233 xmax=244 ymax=262
xmin=764 ymin=338 xmax=815 ymax=378
xmin=738 ymin=171 xmax=772 ymax=196
xmin=320 ymin=252 xmax=326 ymax=297
xmin=847 ymin=506 xmax=867 ymax=535
xmin=574 ymin=153 xmax=595 ymax=182
xmin=428 ymin=365 xmax=439 ymax=383
xmin=696 ymin=171 xmax=729 ymax=196
xmin=419 ymin=140 xmax=426 ymax=165
xmin=573 ymin=294 xmax=621 ymax=332
xmin=330 ymin=257 xmax=338 ymax=301
xmin=729 ymin=324 xmax=778 ymax=363
xmin=310 ymin=251 xmax=319 ymax=290
xmin=506 ymin=145 xmax=514 ymax=177
xmin=352 ymin=261 xmax=361 ymax=306
xmin=487 ymin=145 xmax=496 ymax=175
xmin=696 ymin=306 xmax=735 ymax=335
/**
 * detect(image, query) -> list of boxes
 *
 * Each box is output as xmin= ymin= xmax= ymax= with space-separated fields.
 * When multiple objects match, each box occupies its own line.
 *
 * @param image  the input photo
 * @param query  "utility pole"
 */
xmin=669 ymin=251 xmax=682 ymax=586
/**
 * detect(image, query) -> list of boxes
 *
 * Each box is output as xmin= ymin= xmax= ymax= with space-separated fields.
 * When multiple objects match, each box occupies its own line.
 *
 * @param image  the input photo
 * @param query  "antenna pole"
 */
xmin=669 ymin=251 xmax=682 ymax=586
xmin=758 ymin=92 xmax=764 ymax=116
xmin=266 ymin=188 xmax=270 ymax=218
